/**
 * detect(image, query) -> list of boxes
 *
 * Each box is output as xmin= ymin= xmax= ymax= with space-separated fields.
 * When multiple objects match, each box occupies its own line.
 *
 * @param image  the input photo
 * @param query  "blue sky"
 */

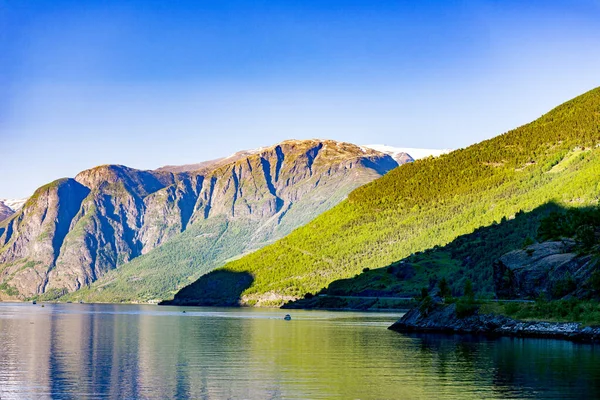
xmin=2 ymin=0 xmax=600 ymax=198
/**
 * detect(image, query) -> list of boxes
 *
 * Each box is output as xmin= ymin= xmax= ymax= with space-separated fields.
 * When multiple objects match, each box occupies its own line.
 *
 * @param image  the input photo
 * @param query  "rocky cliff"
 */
xmin=493 ymin=240 xmax=598 ymax=300
xmin=0 ymin=202 xmax=14 ymax=222
xmin=0 ymin=139 xmax=401 ymax=300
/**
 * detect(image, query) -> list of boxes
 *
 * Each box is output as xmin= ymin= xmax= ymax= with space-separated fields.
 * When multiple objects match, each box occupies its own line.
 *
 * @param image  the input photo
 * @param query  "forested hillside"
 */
xmin=170 ymin=87 xmax=600 ymax=306
xmin=0 ymin=140 xmax=399 ymax=302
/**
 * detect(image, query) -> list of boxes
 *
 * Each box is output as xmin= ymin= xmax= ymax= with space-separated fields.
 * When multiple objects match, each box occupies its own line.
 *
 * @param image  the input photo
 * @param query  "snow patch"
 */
xmin=362 ymin=145 xmax=451 ymax=160
xmin=0 ymin=198 xmax=28 ymax=212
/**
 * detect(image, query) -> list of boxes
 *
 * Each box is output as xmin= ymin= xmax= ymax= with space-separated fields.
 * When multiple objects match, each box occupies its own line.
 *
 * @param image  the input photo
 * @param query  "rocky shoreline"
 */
xmin=389 ymin=303 xmax=600 ymax=343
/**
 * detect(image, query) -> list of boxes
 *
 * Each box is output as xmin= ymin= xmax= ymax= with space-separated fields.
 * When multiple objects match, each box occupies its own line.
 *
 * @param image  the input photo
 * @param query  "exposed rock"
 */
xmin=0 ymin=179 xmax=90 ymax=296
xmin=0 ymin=201 xmax=14 ymax=222
xmin=0 ymin=139 xmax=403 ymax=300
xmin=493 ymin=240 xmax=597 ymax=300
xmin=389 ymin=303 xmax=600 ymax=343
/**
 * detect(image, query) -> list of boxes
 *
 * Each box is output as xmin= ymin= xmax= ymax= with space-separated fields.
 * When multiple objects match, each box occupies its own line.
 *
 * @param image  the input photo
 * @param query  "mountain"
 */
xmin=156 ymin=148 xmax=268 ymax=174
xmin=0 ymin=198 xmax=28 ymax=211
xmin=167 ymin=87 xmax=600 ymax=307
xmin=0 ymin=139 xmax=401 ymax=301
xmin=360 ymin=145 xmax=414 ymax=164
xmin=158 ymin=144 xmax=447 ymax=174
xmin=0 ymin=198 xmax=28 ymax=222
xmin=0 ymin=202 xmax=14 ymax=222
xmin=362 ymin=145 xmax=450 ymax=161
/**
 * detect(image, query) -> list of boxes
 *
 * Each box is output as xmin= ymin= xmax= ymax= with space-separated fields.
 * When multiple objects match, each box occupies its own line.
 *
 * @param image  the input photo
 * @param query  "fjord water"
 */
xmin=0 ymin=304 xmax=599 ymax=399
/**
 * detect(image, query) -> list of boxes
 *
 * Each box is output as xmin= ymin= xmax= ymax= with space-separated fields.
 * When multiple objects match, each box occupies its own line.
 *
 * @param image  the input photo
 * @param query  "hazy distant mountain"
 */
xmin=0 ymin=198 xmax=28 ymax=211
xmin=0 ymin=202 xmax=14 ymax=222
xmin=362 ymin=145 xmax=451 ymax=161
xmin=0 ymin=198 xmax=27 ymax=222
xmin=0 ymin=139 xmax=405 ymax=301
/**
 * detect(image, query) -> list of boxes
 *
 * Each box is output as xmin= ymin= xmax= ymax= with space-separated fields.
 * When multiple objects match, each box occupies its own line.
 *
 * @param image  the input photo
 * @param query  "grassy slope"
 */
xmin=185 ymin=87 xmax=600 ymax=304
xmin=61 ymin=169 xmax=376 ymax=303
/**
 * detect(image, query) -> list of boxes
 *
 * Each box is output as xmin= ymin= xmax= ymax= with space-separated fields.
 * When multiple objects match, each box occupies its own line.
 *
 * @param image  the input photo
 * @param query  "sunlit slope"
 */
xmin=179 ymin=87 xmax=600 ymax=305
xmin=57 ymin=140 xmax=398 ymax=302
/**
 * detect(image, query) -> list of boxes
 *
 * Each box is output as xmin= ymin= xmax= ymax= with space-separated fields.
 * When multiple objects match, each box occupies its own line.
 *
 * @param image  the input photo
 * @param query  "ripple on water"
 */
xmin=0 ymin=304 xmax=598 ymax=399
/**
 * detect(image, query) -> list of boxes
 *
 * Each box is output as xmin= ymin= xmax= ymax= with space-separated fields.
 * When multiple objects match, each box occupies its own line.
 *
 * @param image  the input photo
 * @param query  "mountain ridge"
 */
xmin=0 ymin=139 xmax=403 ymax=301
xmin=167 ymin=86 xmax=600 ymax=307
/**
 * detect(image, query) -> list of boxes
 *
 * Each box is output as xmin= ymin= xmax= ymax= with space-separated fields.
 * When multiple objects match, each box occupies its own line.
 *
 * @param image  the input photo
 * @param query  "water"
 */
xmin=0 ymin=304 xmax=599 ymax=399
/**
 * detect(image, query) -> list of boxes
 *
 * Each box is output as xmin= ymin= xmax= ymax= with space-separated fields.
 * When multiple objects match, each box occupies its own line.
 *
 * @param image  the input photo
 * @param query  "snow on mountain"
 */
xmin=0 ymin=198 xmax=28 ymax=212
xmin=362 ymin=145 xmax=451 ymax=161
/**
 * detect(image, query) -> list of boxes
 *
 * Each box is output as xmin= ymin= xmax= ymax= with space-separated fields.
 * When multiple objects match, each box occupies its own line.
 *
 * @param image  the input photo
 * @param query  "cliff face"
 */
xmin=0 ymin=202 xmax=14 ymax=222
xmin=493 ymin=240 xmax=598 ymax=300
xmin=0 ymin=139 xmax=401 ymax=300
xmin=0 ymin=179 xmax=91 ymax=296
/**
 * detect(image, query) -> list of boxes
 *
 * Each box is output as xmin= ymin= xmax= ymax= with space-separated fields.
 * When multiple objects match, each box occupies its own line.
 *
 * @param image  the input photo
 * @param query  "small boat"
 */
xmin=32 ymin=300 xmax=37 ymax=305
xmin=284 ymin=314 xmax=291 ymax=321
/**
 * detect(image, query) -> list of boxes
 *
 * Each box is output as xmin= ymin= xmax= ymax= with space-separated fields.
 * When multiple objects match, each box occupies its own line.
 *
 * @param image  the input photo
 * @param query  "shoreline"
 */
xmin=0 ymin=300 xmax=407 ymax=314
xmin=389 ymin=303 xmax=600 ymax=344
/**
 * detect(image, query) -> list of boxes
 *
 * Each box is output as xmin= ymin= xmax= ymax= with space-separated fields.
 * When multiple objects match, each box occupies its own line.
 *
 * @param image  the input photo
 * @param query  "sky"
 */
xmin=1 ymin=0 xmax=600 ymax=198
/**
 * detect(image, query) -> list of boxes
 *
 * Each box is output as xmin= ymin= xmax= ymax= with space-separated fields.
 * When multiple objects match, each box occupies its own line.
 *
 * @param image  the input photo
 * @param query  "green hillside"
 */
xmin=53 ymin=140 xmax=396 ymax=303
xmin=171 ymin=87 xmax=600 ymax=306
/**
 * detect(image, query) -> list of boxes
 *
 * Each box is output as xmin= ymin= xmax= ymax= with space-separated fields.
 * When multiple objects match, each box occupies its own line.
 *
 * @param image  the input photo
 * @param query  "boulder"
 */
xmin=493 ymin=240 xmax=597 ymax=300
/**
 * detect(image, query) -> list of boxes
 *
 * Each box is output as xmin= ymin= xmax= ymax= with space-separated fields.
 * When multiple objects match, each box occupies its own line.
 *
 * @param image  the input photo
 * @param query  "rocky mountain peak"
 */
xmin=0 ymin=138 xmax=405 ymax=301
xmin=75 ymin=165 xmax=175 ymax=198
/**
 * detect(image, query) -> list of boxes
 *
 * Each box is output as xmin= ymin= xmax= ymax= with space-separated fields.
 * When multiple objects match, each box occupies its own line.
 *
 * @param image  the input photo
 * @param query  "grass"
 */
xmin=481 ymin=299 xmax=600 ymax=326
xmin=192 ymin=87 xmax=600 ymax=304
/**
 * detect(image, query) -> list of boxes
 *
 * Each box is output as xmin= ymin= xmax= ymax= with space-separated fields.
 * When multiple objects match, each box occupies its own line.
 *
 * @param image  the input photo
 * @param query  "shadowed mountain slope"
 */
xmin=168 ymin=87 xmax=600 ymax=307
xmin=0 ymin=139 xmax=401 ymax=300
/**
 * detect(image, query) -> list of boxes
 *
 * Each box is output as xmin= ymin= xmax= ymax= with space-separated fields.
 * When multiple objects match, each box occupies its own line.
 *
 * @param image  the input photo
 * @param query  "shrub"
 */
xmin=522 ymin=236 xmax=535 ymax=248
xmin=419 ymin=295 xmax=433 ymax=316
xmin=438 ymin=277 xmax=451 ymax=300
xmin=456 ymin=299 xmax=478 ymax=318
xmin=464 ymin=279 xmax=474 ymax=300
xmin=588 ymin=270 xmax=600 ymax=292
xmin=504 ymin=302 xmax=521 ymax=316
xmin=551 ymin=273 xmax=577 ymax=298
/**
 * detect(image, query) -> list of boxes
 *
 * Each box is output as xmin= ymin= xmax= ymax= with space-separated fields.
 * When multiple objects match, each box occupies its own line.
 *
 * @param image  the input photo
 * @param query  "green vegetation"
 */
xmin=184 ymin=87 xmax=600 ymax=304
xmin=481 ymin=298 xmax=600 ymax=326
xmin=62 ymin=216 xmax=257 ymax=302
xmin=0 ymin=282 xmax=19 ymax=296
xmin=538 ymin=206 xmax=600 ymax=251
xmin=62 ymin=156 xmax=379 ymax=303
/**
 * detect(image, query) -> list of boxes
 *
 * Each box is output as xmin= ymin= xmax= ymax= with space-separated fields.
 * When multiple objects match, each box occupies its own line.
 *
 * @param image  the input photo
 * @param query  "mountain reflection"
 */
xmin=0 ymin=304 xmax=599 ymax=399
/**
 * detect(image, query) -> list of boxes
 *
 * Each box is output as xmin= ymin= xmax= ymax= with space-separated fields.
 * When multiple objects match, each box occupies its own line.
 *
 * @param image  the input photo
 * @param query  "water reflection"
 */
xmin=0 ymin=304 xmax=598 ymax=399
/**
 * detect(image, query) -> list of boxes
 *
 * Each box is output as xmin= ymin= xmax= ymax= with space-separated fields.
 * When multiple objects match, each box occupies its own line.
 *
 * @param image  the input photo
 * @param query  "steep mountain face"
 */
xmin=0 ymin=202 xmax=14 ymax=222
xmin=168 ymin=87 xmax=600 ymax=307
xmin=0 ymin=139 xmax=400 ymax=300
xmin=0 ymin=198 xmax=28 ymax=222
xmin=66 ymin=140 xmax=400 ymax=302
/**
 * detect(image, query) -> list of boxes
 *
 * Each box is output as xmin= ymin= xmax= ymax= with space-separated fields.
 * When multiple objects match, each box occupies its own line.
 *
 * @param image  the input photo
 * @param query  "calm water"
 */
xmin=0 ymin=304 xmax=599 ymax=399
